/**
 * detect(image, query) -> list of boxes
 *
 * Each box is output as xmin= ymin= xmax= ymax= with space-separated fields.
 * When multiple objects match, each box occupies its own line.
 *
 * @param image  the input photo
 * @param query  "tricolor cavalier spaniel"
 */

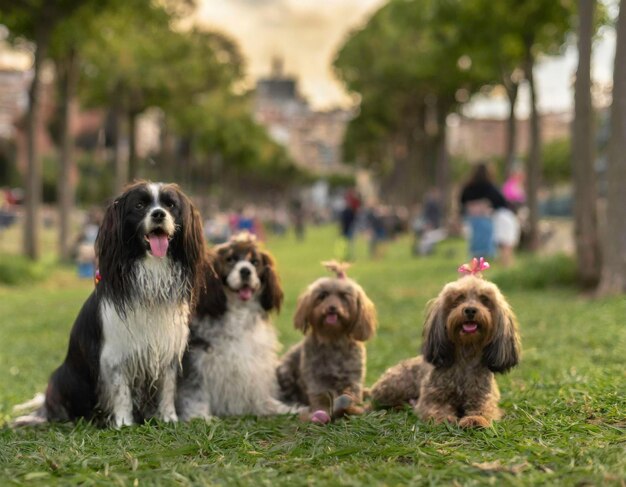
xmin=176 ymin=233 xmax=300 ymax=419
xmin=15 ymin=181 xmax=205 ymax=427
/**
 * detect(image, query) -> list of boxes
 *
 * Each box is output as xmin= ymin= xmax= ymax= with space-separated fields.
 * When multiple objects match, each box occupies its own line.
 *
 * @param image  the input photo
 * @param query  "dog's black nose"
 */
xmin=327 ymin=305 xmax=338 ymax=313
xmin=464 ymin=307 xmax=477 ymax=319
xmin=240 ymin=267 xmax=251 ymax=279
xmin=151 ymin=209 xmax=166 ymax=221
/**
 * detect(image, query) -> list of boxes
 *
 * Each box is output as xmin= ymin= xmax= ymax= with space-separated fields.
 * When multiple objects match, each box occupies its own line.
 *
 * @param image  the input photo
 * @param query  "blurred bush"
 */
xmin=492 ymin=253 xmax=577 ymax=290
xmin=540 ymin=138 xmax=571 ymax=186
xmin=0 ymin=255 xmax=50 ymax=285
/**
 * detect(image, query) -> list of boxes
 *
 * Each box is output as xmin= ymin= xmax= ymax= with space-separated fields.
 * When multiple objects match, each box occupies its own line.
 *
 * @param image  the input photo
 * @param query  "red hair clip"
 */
xmin=458 ymin=257 xmax=490 ymax=277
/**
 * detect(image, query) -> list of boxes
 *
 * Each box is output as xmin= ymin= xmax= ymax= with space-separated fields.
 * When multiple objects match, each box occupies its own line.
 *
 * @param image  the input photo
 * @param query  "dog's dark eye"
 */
xmin=165 ymin=201 xmax=176 ymax=209
xmin=317 ymin=291 xmax=328 ymax=301
xmin=250 ymin=258 xmax=259 ymax=266
xmin=454 ymin=294 xmax=465 ymax=304
xmin=480 ymin=295 xmax=491 ymax=306
xmin=226 ymin=256 xmax=237 ymax=264
xmin=135 ymin=202 xmax=144 ymax=210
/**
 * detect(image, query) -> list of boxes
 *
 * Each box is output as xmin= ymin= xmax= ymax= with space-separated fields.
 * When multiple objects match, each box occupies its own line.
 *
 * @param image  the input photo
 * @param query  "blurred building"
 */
xmin=0 ymin=68 xmax=31 ymax=140
xmin=253 ymin=58 xmax=352 ymax=174
xmin=448 ymin=111 xmax=572 ymax=161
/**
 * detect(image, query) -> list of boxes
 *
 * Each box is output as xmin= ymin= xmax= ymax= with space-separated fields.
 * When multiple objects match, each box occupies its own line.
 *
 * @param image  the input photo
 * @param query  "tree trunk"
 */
xmin=573 ymin=0 xmax=601 ymax=288
xmin=58 ymin=46 xmax=79 ymax=261
xmin=435 ymin=97 xmax=451 ymax=220
xmin=128 ymin=110 xmax=138 ymax=182
xmin=524 ymin=44 xmax=542 ymax=252
xmin=113 ymin=87 xmax=128 ymax=195
xmin=23 ymin=23 xmax=52 ymax=260
xmin=503 ymin=76 xmax=519 ymax=178
xmin=597 ymin=0 xmax=626 ymax=295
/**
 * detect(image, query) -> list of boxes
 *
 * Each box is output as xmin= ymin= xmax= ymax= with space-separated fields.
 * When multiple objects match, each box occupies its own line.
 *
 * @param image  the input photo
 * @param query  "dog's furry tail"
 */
xmin=10 ymin=393 xmax=48 ymax=427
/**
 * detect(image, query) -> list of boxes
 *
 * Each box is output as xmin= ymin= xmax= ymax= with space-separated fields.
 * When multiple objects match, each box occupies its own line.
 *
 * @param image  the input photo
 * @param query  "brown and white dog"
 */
xmin=176 ymin=233 xmax=300 ymax=419
xmin=370 ymin=260 xmax=520 ymax=428
xmin=277 ymin=262 xmax=377 ymax=423
xmin=14 ymin=181 xmax=205 ymax=427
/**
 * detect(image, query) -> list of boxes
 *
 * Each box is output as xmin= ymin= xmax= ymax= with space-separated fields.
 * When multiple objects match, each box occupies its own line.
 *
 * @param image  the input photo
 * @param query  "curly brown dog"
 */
xmin=370 ymin=271 xmax=520 ymax=428
xmin=277 ymin=262 xmax=377 ymax=423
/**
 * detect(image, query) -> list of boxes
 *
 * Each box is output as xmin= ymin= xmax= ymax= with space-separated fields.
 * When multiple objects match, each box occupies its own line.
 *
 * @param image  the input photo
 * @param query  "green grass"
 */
xmin=1 ymin=226 xmax=625 ymax=486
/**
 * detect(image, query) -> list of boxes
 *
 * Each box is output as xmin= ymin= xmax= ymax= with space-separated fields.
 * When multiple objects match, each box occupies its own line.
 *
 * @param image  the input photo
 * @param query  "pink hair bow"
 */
xmin=458 ymin=257 xmax=490 ymax=276
xmin=322 ymin=260 xmax=351 ymax=279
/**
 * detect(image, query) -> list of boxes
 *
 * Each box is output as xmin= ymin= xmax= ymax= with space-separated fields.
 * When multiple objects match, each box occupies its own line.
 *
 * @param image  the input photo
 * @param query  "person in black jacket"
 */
xmin=459 ymin=163 xmax=507 ymax=258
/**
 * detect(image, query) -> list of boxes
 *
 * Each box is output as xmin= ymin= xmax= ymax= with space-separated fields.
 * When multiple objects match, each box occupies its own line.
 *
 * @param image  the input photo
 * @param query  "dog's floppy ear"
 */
xmin=179 ymin=189 xmax=205 ymax=270
xmin=422 ymin=295 xmax=454 ymax=368
xmin=95 ymin=194 xmax=125 ymax=279
xmin=351 ymin=284 xmax=377 ymax=341
xmin=482 ymin=297 xmax=520 ymax=373
xmin=293 ymin=288 xmax=314 ymax=333
xmin=259 ymin=250 xmax=284 ymax=313
xmin=194 ymin=250 xmax=227 ymax=318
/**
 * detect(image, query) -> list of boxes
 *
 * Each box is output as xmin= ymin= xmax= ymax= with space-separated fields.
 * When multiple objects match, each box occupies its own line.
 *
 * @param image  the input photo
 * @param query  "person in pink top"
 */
xmin=502 ymin=168 xmax=526 ymax=211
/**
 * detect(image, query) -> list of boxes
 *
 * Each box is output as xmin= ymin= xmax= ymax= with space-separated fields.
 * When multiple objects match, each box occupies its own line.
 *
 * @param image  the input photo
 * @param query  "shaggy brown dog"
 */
xmin=277 ymin=262 xmax=377 ymax=422
xmin=370 ymin=273 xmax=520 ymax=428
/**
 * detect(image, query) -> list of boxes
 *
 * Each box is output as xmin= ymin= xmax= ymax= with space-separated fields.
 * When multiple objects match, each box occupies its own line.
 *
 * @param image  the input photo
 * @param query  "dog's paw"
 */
xmin=459 ymin=415 xmax=491 ymax=429
xmin=333 ymin=394 xmax=353 ymax=414
xmin=112 ymin=414 xmax=135 ymax=428
xmin=310 ymin=410 xmax=331 ymax=424
xmin=158 ymin=411 xmax=179 ymax=424
xmin=11 ymin=414 xmax=47 ymax=427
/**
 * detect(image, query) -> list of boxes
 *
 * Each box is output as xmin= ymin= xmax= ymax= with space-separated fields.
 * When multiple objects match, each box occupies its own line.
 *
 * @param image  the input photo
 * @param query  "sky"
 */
xmin=195 ymin=0 xmax=386 ymax=109
xmin=196 ymin=0 xmax=617 ymax=119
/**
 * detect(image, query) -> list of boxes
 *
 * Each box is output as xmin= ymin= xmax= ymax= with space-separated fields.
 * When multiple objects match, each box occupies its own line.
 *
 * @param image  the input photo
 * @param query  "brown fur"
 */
xmin=370 ymin=275 xmax=520 ymax=428
xmin=277 ymin=276 xmax=377 ymax=418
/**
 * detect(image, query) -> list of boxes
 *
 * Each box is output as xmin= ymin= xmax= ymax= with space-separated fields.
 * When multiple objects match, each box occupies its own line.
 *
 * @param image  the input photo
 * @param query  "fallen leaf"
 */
xmin=472 ymin=460 xmax=530 ymax=475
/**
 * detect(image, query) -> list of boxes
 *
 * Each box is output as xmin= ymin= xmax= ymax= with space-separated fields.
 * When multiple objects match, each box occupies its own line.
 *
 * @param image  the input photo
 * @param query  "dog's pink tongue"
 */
xmin=462 ymin=322 xmax=478 ymax=333
xmin=325 ymin=313 xmax=338 ymax=325
xmin=148 ymin=234 xmax=169 ymax=258
xmin=238 ymin=287 xmax=253 ymax=301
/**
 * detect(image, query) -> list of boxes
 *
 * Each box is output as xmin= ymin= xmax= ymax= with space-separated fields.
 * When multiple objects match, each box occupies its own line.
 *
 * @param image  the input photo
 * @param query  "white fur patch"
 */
xmin=99 ymin=258 xmax=190 ymax=424
xmin=179 ymin=299 xmax=299 ymax=418
xmin=226 ymin=261 xmax=260 ymax=291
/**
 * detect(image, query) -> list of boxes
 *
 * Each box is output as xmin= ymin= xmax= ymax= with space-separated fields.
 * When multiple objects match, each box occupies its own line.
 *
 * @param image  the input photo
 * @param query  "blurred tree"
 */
xmin=167 ymin=91 xmax=303 ymax=196
xmin=78 ymin=3 xmax=181 ymax=194
xmin=572 ymin=0 xmax=601 ymax=288
xmin=508 ymin=0 xmax=576 ymax=251
xmin=79 ymin=5 xmax=242 ymax=193
xmin=334 ymin=0 xmax=492 ymax=207
xmin=439 ymin=0 xmax=525 ymax=178
xmin=49 ymin=1 xmax=121 ymax=261
xmin=0 ymin=0 xmax=85 ymax=260
xmin=542 ymin=138 xmax=571 ymax=185
xmin=598 ymin=0 xmax=626 ymax=295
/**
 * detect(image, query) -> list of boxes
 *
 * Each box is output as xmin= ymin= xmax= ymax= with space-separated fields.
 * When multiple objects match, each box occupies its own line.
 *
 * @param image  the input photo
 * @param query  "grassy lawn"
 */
xmin=1 ymin=225 xmax=624 ymax=486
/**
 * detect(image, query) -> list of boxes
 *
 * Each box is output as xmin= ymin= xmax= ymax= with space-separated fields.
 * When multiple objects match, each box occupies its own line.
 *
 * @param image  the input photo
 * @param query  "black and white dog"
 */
xmin=176 ymin=233 xmax=302 ymax=419
xmin=15 ymin=181 xmax=206 ymax=427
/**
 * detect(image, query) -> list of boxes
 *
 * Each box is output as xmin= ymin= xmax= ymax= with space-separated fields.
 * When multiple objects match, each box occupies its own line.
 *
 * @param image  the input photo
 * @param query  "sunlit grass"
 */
xmin=1 ymin=225 xmax=624 ymax=485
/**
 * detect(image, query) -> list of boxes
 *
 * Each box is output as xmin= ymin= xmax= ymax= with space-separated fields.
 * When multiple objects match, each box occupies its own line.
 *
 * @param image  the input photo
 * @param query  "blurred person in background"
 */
xmin=459 ymin=163 xmax=506 ymax=260
xmin=74 ymin=208 xmax=102 ymax=279
xmin=366 ymin=204 xmax=387 ymax=259
xmin=339 ymin=187 xmax=361 ymax=261
xmin=413 ymin=188 xmax=447 ymax=256
xmin=290 ymin=197 xmax=306 ymax=241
